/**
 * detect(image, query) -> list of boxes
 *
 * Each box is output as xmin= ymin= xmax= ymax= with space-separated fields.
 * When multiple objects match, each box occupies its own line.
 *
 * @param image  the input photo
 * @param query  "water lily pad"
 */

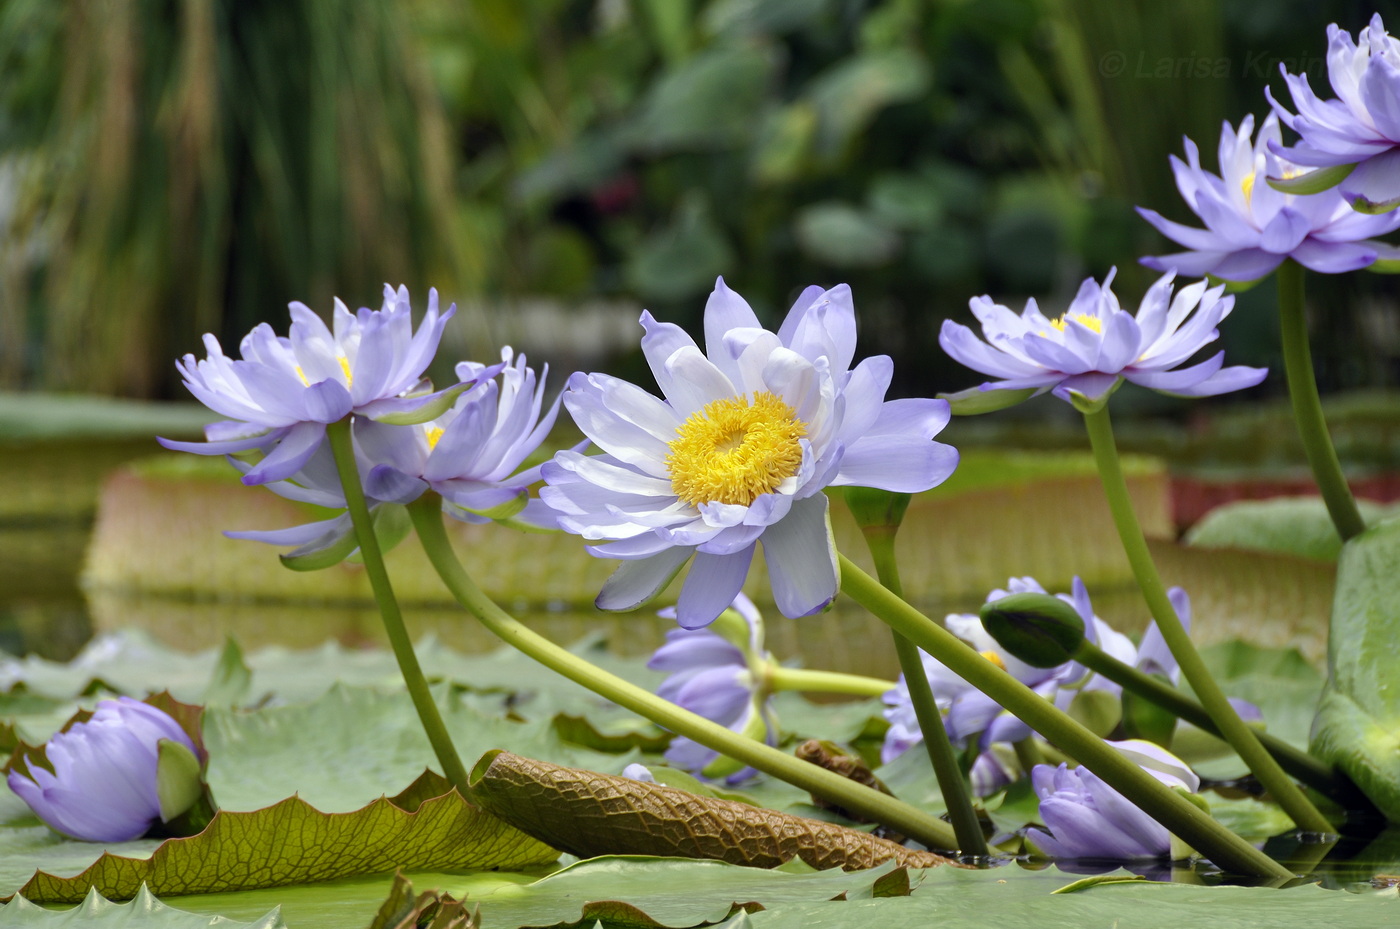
xmin=460 ymin=856 xmax=912 ymax=929
xmin=0 ymin=885 xmax=283 ymax=927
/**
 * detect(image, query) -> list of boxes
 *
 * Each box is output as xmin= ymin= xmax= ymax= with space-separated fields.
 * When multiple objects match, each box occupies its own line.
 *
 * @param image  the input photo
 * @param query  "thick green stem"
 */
xmin=406 ymin=496 xmax=958 ymax=851
xmin=838 ymin=554 xmax=1293 ymax=881
xmin=862 ymin=529 xmax=988 ymax=856
xmin=1277 ymin=260 xmax=1366 ymax=541
xmin=766 ymin=667 xmax=892 ymax=698
xmin=1082 ymin=405 xmax=1334 ymax=834
xmin=326 ymin=419 xmax=473 ymax=797
xmin=1074 ymin=641 xmax=1352 ymax=803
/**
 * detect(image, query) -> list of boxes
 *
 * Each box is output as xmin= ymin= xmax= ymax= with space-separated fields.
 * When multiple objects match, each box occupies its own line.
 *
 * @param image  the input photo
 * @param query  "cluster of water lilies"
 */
xmin=11 ymin=12 xmax=1400 ymax=887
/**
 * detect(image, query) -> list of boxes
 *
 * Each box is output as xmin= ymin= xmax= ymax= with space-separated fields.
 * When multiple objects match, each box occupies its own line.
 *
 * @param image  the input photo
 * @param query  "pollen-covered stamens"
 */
xmin=667 ymin=391 xmax=807 ymax=507
xmin=980 ymin=649 xmax=1007 ymax=671
xmin=425 ymin=425 xmax=445 ymax=449
xmin=1242 ymin=171 xmax=1257 ymax=205
xmin=1049 ymin=312 xmax=1104 ymax=334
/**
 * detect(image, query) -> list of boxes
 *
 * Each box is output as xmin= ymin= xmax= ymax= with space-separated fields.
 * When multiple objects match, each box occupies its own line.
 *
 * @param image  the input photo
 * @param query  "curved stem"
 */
xmin=838 ymin=553 xmax=1294 ymax=881
xmin=1073 ymin=641 xmax=1354 ymax=804
xmin=326 ymin=419 xmax=473 ymax=798
xmin=1277 ymin=260 xmax=1366 ymax=541
xmin=861 ymin=529 xmax=988 ymax=856
xmin=766 ymin=667 xmax=892 ymax=698
xmin=1082 ymin=404 xmax=1334 ymax=834
xmin=406 ymin=496 xmax=958 ymax=851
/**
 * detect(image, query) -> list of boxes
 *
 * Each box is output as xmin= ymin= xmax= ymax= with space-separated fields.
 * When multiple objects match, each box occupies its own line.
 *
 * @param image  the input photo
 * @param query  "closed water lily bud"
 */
xmin=980 ymin=592 xmax=1087 ymax=668
xmin=6 ymin=697 xmax=203 ymax=842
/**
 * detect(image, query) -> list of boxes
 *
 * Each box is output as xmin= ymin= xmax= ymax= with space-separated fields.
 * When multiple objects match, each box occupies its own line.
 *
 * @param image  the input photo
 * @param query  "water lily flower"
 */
xmin=160 ymin=285 xmax=474 ymax=485
xmin=541 ymin=278 xmax=959 ymax=628
xmin=7 ymin=697 xmax=200 ymax=842
xmin=222 ymin=349 xmax=560 ymax=560
xmin=939 ymin=270 xmax=1267 ymax=406
xmin=355 ymin=347 xmax=564 ymax=527
xmin=649 ymin=594 xmax=775 ymax=779
xmin=1266 ymin=14 xmax=1400 ymax=213
xmin=1137 ymin=113 xmax=1400 ymax=280
xmin=1024 ymin=740 xmax=1200 ymax=860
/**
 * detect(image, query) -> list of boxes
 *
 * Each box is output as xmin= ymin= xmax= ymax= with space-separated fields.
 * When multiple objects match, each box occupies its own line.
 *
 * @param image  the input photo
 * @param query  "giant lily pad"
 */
xmin=0 ymin=886 xmax=283 ymax=927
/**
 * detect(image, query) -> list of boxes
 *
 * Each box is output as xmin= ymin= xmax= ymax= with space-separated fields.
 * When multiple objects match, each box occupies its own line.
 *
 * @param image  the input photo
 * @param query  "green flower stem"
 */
xmin=861 ymin=530 xmax=988 ymax=857
xmin=406 ymin=496 xmax=959 ymax=851
xmin=1082 ymin=405 xmax=1335 ymax=835
xmin=837 ymin=554 xmax=1294 ymax=881
xmin=1073 ymin=640 xmax=1351 ymax=803
xmin=326 ymin=419 xmax=473 ymax=798
xmin=1277 ymin=260 xmax=1366 ymax=541
xmin=766 ymin=667 xmax=892 ymax=698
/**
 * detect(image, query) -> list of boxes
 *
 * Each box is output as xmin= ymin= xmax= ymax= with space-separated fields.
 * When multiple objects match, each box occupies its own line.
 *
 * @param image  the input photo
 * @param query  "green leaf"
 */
xmin=805 ymin=49 xmax=931 ymax=157
xmin=469 ymin=750 xmax=950 ymax=871
xmin=7 ymin=787 xmax=554 ymax=904
xmin=706 ymin=866 xmax=1400 ymax=928
xmin=460 ymin=856 xmax=912 ymax=929
xmin=199 ymin=685 xmax=627 ymax=814
xmin=1312 ymin=515 xmax=1400 ymax=818
xmin=0 ymin=886 xmax=284 ymax=927
xmin=793 ymin=201 xmax=900 ymax=268
xmin=624 ymin=46 xmax=779 ymax=152
xmin=1185 ymin=497 xmax=1392 ymax=562
xmin=365 ymin=872 xmax=475 ymax=929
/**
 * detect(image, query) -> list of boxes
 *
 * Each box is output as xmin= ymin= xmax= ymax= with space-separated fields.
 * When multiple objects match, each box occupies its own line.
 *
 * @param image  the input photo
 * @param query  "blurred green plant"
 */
xmin=0 ymin=0 xmax=468 ymax=396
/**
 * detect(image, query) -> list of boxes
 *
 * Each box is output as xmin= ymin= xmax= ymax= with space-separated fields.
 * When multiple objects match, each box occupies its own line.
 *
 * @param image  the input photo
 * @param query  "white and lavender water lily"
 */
xmin=649 ymin=594 xmax=775 ymax=779
xmin=939 ymin=270 xmax=1267 ymax=405
xmin=1266 ymin=14 xmax=1400 ymax=213
xmin=159 ymin=285 xmax=471 ymax=485
xmin=1137 ymin=113 xmax=1400 ymax=280
xmin=7 ymin=698 xmax=199 ymax=843
xmin=356 ymin=348 xmax=564 ymax=527
xmin=1024 ymin=740 xmax=1200 ymax=860
xmin=221 ymin=349 xmax=560 ymax=559
xmin=541 ymin=279 xmax=959 ymax=628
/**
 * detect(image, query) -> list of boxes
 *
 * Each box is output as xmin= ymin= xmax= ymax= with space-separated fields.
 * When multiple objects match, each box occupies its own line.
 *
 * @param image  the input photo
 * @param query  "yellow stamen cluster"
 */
xmin=1049 ymin=312 xmax=1104 ymax=334
xmin=980 ymin=649 xmax=1007 ymax=671
xmin=1242 ymin=171 xmax=1257 ymax=205
xmin=425 ymin=426 xmax=445 ymax=449
xmin=667 ymin=391 xmax=807 ymax=507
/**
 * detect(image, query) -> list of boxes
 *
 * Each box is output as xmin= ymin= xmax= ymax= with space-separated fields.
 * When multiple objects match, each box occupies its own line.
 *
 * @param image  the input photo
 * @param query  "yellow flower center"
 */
xmin=667 ymin=391 xmax=807 ymax=507
xmin=1242 ymin=171 xmax=1257 ymax=204
xmin=293 ymin=356 xmax=353 ymax=387
xmin=980 ymin=649 xmax=1007 ymax=670
xmin=1048 ymin=312 xmax=1103 ymax=334
xmin=425 ymin=426 xmax=445 ymax=449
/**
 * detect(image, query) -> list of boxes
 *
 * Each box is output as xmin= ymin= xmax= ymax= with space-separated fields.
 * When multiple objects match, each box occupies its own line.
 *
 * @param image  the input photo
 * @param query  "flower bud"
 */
xmin=979 ymin=592 xmax=1086 ymax=669
xmin=841 ymin=488 xmax=911 ymax=533
xmin=6 ymin=697 xmax=205 ymax=842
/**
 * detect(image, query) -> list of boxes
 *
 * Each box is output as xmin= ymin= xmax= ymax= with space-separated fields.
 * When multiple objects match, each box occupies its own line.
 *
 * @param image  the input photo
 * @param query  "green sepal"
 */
xmin=1169 ymin=786 xmax=1210 ymax=860
xmin=937 ymin=385 xmax=1037 ymax=416
xmin=155 ymin=738 xmax=206 ymax=824
xmin=281 ymin=504 xmax=408 ymax=571
xmin=980 ymin=592 xmax=1086 ymax=668
xmin=370 ymin=382 xmax=471 ymax=425
xmin=345 ymin=504 xmax=412 ymax=565
xmin=1121 ymin=676 xmax=1178 ymax=747
xmin=1065 ymin=689 xmax=1121 ymax=738
xmin=1264 ymin=162 xmax=1353 ymax=195
xmin=842 ymin=488 xmax=911 ymax=533
xmin=1067 ymin=379 xmax=1122 ymax=415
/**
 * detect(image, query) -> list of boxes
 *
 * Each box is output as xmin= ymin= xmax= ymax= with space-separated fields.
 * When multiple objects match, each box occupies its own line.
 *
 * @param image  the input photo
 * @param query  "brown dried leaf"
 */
xmin=469 ymin=750 xmax=952 ymax=872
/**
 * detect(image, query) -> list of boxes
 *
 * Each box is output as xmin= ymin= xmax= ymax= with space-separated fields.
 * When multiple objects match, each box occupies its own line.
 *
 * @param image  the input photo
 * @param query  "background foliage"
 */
xmin=0 ymin=0 xmax=1396 ymax=399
